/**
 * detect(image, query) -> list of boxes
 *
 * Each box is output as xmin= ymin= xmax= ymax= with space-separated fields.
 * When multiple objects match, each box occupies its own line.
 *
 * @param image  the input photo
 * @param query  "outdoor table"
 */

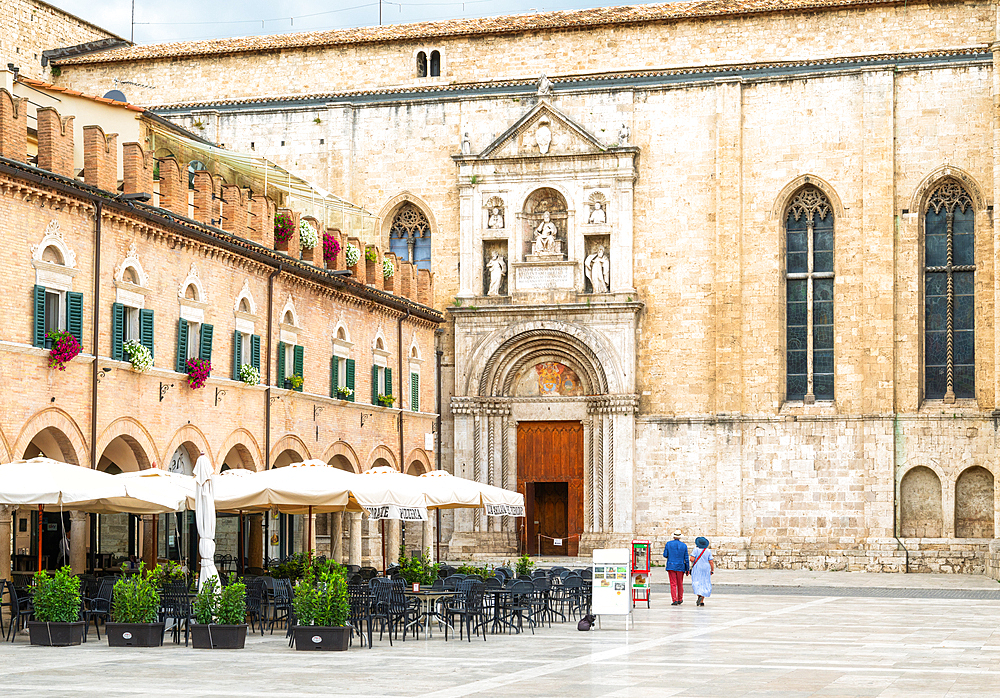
xmin=482 ymin=587 xmax=517 ymax=634
xmin=403 ymin=589 xmax=454 ymax=639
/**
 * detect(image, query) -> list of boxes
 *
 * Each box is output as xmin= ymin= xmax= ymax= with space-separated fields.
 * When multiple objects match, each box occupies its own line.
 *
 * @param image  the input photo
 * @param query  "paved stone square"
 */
xmin=1 ymin=571 xmax=998 ymax=697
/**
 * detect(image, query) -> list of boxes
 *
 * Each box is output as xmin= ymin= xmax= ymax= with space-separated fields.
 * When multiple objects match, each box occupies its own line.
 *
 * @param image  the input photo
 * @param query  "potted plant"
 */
xmin=397 ymin=546 xmax=438 ymax=590
xmin=191 ymin=577 xmax=248 ymax=649
xmin=323 ymin=233 xmax=341 ymax=267
xmin=291 ymin=557 xmax=351 ymax=651
xmin=377 ymin=393 xmax=395 ymax=408
xmin=238 ymin=363 xmax=260 ymax=386
xmin=336 ymin=386 xmax=353 ymax=400
xmin=515 ymin=553 xmax=535 ymax=577
xmin=299 ymin=220 xmax=319 ymax=249
xmin=344 ymin=243 xmax=360 ymax=268
xmin=123 ymin=339 xmax=153 ymax=373
xmin=186 ymin=357 xmax=212 ymax=389
xmin=28 ymin=566 xmax=85 ymax=646
xmin=285 ymin=374 xmax=303 ymax=391
xmin=47 ymin=330 xmax=82 ymax=371
xmin=382 ymin=258 xmax=394 ymax=279
xmin=107 ymin=563 xmax=164 ymax=646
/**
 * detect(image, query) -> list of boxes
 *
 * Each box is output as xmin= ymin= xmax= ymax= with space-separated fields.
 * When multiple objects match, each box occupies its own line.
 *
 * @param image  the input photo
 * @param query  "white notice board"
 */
xmin=591 ymin=548 xmax=632 ymax=618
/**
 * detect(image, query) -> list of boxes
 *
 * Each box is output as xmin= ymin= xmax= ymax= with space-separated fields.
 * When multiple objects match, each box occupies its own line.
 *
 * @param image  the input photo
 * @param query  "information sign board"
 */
xmin=592 ymin=548 xmax=632 ymax=622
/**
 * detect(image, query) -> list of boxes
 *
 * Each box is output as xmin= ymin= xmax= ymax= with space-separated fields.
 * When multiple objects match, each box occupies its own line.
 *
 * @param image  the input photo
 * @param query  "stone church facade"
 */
xmin=46 ymin=0 xmax=1000 ymax=574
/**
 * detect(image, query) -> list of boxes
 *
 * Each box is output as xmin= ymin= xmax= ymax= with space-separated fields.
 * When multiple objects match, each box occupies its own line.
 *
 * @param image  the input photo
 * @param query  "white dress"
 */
xmin=690 ymin=547 xmax=713 ymax=597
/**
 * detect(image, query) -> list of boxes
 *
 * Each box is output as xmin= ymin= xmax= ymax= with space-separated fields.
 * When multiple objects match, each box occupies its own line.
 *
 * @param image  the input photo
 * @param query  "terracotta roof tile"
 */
xmin=18 ymin=76 xmax=147 ymax=112
xmin=54 ymin=0 xmax=922 ymax=65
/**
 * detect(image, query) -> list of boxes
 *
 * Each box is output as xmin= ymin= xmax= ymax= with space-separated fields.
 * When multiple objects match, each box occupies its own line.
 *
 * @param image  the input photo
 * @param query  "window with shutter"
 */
xmin=66 ymin=292 xmax=83 ymax=346
xmin=139 ymin=309 xmax=154 ymax=358
xmin=411 ymin=372 xmax=419 ymax=412
xmin=251 ymin=335 xmax=261 ymax=372
xmin=346 ymin=358 xmax=355 ymax=402
xmin=277 ymin=341 xmax=286 ymax=388
xmin=111 ymin=302 xmax=125 ymax=361
xmin=33 ymin=285 xmax=46 ymax=348
xmin=293 ymin=345 xmax=304 ymax=392
xmin=176 ymin=319 xmax=189 ymax=373
xmin=330 ymin=356 xmax=337 ymax=398
xmin=371 ymin=364 xmax=378 ymax=404
xmin=232 ymin=330 xmax=243 ymax=381
xmin=199 ymin=324 xmax=214 ymax=369
xmin=385 ymin=367 xmax=392 ymax=397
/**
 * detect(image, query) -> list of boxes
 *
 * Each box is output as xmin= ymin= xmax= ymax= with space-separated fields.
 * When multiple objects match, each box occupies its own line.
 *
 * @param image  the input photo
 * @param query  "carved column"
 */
xmin=0 ymin=505 xmax=12 ymax=582
xmin=387 ymin=519 xmax=401 ymax=565
xmin=70 ymin=511 xmax=88 ymax=574
xmin=583 ymin=417 xmax=594 ymax=532
xmin=473 ymin=412 xmax=483 ymax=532
xmin=349 ymin=512 xmax=362 ymax=566
xmin=248 ymin=514 xmax=263 ymax=569
xmin=332 ymin=512 xmax=344 ymax=563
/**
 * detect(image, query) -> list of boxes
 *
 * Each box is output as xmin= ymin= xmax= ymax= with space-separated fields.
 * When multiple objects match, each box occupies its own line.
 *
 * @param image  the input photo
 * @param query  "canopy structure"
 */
xmin=117 ymin=468 xmax=197 ymax=510
xmin=212 ymin=460 xmax=427 ymax=520
xmin=0 ymin=458 xmax=186 ymax=514
xmin=362 ymin=466 xmax=525 ymax=516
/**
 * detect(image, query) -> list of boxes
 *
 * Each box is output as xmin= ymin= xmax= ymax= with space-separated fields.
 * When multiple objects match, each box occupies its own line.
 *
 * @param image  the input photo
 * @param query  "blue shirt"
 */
xmin=663 ymin=539 xmax=689 ymax=571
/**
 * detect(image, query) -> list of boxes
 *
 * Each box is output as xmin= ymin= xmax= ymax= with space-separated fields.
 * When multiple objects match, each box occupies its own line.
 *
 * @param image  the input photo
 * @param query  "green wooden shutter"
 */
xmin=111 ymin=302 xmax=125 ymax=361
xmin=176 ymin=319 xmax=189 ymax=373
xmin=385 ymin=367 xmax=392 ymax=398
xmin=232 ymin=330 xmax=243 ymax=380
xmin=330 ymin=356 xmax=337 ymax=397
xmin=199 ymin=324 xmax=214 ymax=369
xmin=346 ymin=359 xmax=355 ymax=402
xmin=139 ymin=309 xmax=154 ymax=358
xmin=371 ymin=364 xmax=378 ymax=404
xmin=66 ymin=292 xmax=83 ymax=346
xmin=277 ymin=341 xmax=286 ymax=388
xmin=32 ymin=285 xmax=46 ymax=348
xmin=411 ymin=372 xmax=419 ymax=412
xmin=293 ymin=345 xmax=304 ymax=392
xmin=251 ymin=335 xmax=261 ymax=372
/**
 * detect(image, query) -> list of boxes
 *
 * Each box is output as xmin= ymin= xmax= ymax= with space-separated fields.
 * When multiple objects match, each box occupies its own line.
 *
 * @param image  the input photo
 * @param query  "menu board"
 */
xmin=592 ymin=548 xmax=632 ymax=617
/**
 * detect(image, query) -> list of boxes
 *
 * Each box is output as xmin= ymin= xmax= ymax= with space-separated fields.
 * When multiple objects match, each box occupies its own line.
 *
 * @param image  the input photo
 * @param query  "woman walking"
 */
xmin=690 ymin=536 xmax=714 ymax=607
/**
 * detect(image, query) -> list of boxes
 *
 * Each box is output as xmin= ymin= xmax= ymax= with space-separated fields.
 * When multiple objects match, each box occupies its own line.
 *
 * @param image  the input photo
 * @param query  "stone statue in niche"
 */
xmin=535 ymin=118 xmax=552 ymax=155
xmin=486 ymin=251 xmax=506 ymax=296
xmin=618 ymin=123 xmax=630 ymax=146
xmin=531 ymin=212 xmax=559 ymax=255
xmin=487 ymin=207 xmax=504 ymax=229
xmin=462 ymin=132 xmax=471 ymax=155
xmin=589 ymin=201 xmax=606 ymax=225
xmin=537 ymin=74 xmax=553 ymax=97
xmin=585 ymin=245 xmax=610 ymax=293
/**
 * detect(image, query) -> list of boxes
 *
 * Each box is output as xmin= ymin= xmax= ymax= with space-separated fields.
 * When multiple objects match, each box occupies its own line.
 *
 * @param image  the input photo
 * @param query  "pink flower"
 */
xmin=323 ymin=233 xmax=341 ymax=265
xmin=48 ymin=331 xmax=82 ymax=371
xmin=274 ymin=213 xmax=294 ymax=244
xmin=186 ymin=357 xmax=212 ymax=389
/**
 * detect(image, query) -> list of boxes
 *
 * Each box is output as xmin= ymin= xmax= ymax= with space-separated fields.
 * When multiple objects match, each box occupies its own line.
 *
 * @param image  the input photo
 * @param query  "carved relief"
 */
xmin=485 ymin=196 xmax=505 ymax=230
xmin=585 ymin=245 xmax=610 ymax=294
xmin=535 ymin=117 xmax=552 ymax=155
xmin=484 ymin=247 xmax=507 ymax=296
xmin=523 ymin=187 xmax=567 ymax=260
xmin=586 ymin=191 xmax=609 ymax=225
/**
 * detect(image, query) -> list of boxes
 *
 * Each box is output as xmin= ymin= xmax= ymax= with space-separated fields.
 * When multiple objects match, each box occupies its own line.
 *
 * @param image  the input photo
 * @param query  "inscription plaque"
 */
xmin=515 ymin=264 xmax=574 ymax=290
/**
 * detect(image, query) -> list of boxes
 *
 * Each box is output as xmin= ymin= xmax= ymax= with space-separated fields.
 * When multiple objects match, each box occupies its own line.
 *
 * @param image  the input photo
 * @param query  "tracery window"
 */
xmin=785 ymin=186 xmax=834 ymax=402
xmin=924 ymin=181 xmax=975 ymax=401
xmin=389 ymin=204 xmax=431 ymax=271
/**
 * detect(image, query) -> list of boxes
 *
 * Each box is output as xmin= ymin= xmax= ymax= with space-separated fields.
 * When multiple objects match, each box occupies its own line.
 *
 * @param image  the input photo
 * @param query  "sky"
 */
xmin=48 ymin=0 xmax=647 ymax=44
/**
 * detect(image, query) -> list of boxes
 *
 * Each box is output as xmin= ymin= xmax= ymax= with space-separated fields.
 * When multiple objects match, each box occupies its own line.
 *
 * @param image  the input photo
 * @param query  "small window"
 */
xmin=417 ymin=51 xmax=427 ymax=78
xmin=284 ymin=344 xmax=294 ymax=380
xmin=44 ymin=290 xmax=64 ymax=343
xmin=337 ymin=357 xmax=347 ymax=386
xmin=123 ymin=306 xmax=140 ymax=342
xmin=283 ymin=310 xmax=294 ymax=325
xmin=430 ymin=50 xmax=440 ymax=77
xmin=240 ymin=331 xmax=252 ymax=365
xmin=184 ymin=284 xmax=198 ymax=301
xmin=187 ymin=322 xmax=201 ymax=360
xmin=337 ymin=327 xmax=347 ymax=341
xmin=123 ymin=267 xmax=139 ymax=285
xmin=375 ymin=337 xmax=385 ymax=351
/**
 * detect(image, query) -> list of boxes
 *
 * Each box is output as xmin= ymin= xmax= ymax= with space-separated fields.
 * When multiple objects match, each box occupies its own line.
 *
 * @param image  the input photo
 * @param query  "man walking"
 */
xmin=663 ymin=530 xmax=689 ymax=605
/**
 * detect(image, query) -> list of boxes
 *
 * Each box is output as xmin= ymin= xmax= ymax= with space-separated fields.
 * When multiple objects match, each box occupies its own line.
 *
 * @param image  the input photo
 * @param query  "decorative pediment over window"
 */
xmin=476 ymin=102 xmax=612 ymax=160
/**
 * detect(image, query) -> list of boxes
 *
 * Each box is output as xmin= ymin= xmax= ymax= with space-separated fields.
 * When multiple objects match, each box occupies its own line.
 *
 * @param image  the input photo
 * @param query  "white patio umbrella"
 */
xmin=117 ymin=468 xmax=197 ymax=510
xmin=193 ymin=454 xmax=219 ymax=592
xmin=417 ymin=469 xmax=526 ymax=516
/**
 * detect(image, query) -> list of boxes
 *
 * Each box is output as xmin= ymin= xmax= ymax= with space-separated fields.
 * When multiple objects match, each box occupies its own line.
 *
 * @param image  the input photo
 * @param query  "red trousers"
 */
xmin=668 ymin=570 xmax=685 ymax=603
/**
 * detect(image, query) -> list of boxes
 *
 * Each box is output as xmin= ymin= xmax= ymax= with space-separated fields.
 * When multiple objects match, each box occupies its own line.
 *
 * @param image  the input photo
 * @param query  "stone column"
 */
xmin=387 ymin=520 xmax=401 ymax=566
xmin=422 ymin=517 xmax=434 ymax=560
xmin=0 ymin=505 xmax=12 ymax=581
xmin=348 ymin=512 xmax=362 ymax=566
xmin=457 ymin=179 xmax=476 ymax=297
xmin=332 ymin=512 xmax=344 ymax=563
xmin=141 ymin=514 xmax=156 ymax=570
xmin=248 ymin=514 xmax=263 ymax=569
xmin=70 ymin=511 xmax=88 ymax=574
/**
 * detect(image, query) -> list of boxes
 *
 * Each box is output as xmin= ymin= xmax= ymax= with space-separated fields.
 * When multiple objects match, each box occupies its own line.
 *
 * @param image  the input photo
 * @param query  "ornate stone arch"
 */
xmin=279 ymin=296 xmax=300 ymax=328
xmin=366 ymin=445 xmax=398 ymax=471
xmin=404 ymin=448 xmax=432 ymax=475
xmin=464 ymin=320 xmax=624 ymax=397
xmin=234 ymin=279 xmax=257 ymax=316
xmin=513 ymin=182 xmax=573 ymax=218
xmin=96 ymin=417 xmax=158 ymax=471
xmin=377 ymin=191 xmax=438 ymax=243
xmin=218 ymin=428 xmax=264 ymax=472
xmin=770 ymin=174 xmax=845 ymax=222
xmin=113 ymin=242 xmax=149 ymax=287
xmin=178 ymin=263 xmax=208 ymax=303
xmin=162 ymin=424 xmax=213 ymax=469
xmin=14 ymin=407 xmax=88 ymax=466
xmin=910 ymin=165 xmax=987 ymax=214
xmin=269 ymin=433 xmax=311 ymax=465
xmin=30 ymin=220 xmax=77 ymax=269
xmin=322 ymin=441 xmax=361 ymax=473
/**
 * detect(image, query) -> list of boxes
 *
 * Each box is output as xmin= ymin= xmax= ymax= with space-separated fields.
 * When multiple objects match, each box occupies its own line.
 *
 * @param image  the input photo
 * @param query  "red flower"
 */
xmin=48 ymin=331 xmax=82 ymax=371
xmin=186 ymin=357 xmax=212 ymax=389
xmin=274 ymin=213 xmax=294 ymax=244
xmin=323 ymin=233 xmax=341 ymax=265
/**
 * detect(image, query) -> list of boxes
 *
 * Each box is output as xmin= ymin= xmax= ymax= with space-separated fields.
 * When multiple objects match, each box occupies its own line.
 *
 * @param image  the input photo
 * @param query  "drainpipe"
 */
xmin=892 ymin=212 xmax=908 ymax=573
xmin=88 ymin=200 xmax=102 ymax=573
xmin=435 ymin=343 xmax=443 ymax=562
xmin=397 ymin=307 xmax=410 ymax=470
xmin=263 ymin=265 xmax=280 ymax=565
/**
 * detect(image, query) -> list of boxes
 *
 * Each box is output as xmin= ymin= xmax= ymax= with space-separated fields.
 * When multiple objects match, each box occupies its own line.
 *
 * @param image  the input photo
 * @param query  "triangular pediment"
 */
xmin=478 ymin=101 xmax=609 ymax=160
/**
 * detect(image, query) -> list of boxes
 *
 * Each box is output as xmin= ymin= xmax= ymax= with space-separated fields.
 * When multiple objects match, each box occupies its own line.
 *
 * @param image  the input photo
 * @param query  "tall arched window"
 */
xmin=925 ymin=180 xmax=975 ymax=401
xmin=785 ymin=186 xmax=834 ymax=402
xmin=416 ymin=51 xmax=427 ymax=78
xmin=389 ymin=204 xmax=431 ymax=271
xmin=430 ymin=50 xmax=441 ymax=77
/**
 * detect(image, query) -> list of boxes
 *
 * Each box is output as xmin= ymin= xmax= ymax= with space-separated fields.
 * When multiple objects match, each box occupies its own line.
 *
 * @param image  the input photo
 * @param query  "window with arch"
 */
xmin=331 ymin=325 xmax=356 ymax=402
xmin=32 ymin=222 xmax=82 ymax=351
xmin=785 ymin=186 xmax=834 ymax=402
xmin=232 ymin=293 xmax=261 ymax=382
xmin=430 ymin=50 xmax=440 ymax=77
xmin=277 ymin=309 xmax=304 ymax=392
xmin=408 ymin=344 xmax=421 ymax=412
xmin=372 ymin=335 xmax=392 ymax=406
xmin=176 ymin=279 xmax=213 ymax=375
xmin=389 ymin=204 xmax=431 ymax=271
xmin=416 ymin=51 xmax=427 ymax=78
xmin=924 ymin=180 xmax=975 ymax=401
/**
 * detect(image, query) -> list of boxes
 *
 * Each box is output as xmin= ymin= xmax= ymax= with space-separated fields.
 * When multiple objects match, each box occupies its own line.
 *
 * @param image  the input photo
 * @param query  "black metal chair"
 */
xmin=159 ymin=585 xmax=192 ymax=646
xmin=245 ymin=577 xmax=267 ymax=635
xmin=268 ymin=579 xmax=293 ymax=634
xmin=5 ymin=582 xmax=33 ymax=642
xmin=504 ymin=580 xmax=536 ymax=635
xmin=83 ymin=577 xmax=114 ymax=640
xmin=347 ymin=583 xmax=373 ymax=649
xmin=444 ymin=579 xmax=487 ymax=642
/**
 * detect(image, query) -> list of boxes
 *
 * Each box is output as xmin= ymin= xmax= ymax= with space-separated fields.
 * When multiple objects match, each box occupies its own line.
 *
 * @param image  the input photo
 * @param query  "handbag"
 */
xmin=689 ymin=548 xmax=707 ymax=575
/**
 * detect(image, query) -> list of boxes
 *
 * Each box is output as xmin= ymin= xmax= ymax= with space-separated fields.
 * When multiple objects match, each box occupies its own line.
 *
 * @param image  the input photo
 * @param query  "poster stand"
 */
xmin=631 ymin=539 xmax=651 ymax=608
xmin=591 ymin=548 xmax=633 ymax=630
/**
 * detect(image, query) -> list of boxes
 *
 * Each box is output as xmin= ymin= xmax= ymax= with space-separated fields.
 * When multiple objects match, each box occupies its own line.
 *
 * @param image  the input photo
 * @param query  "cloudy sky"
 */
xmin=48 ymin=0 xmax=645 ymax=44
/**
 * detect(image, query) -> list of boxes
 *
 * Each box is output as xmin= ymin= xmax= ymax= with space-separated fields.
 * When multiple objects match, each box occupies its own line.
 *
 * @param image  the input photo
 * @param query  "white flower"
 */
xmin=344 ymin=243 xmax=360 ymax=267
xmin=299 ymin=220 xmax=319 ymax=249
xmin=123 ymin=340 xmax=153 ymax=373
xmin=382 ymin=258 xmax=395 ymax=278
xmin=337 ymin=386 xmax=354 ymax=398
xmin=239 ymin=364 xmax=260 ymax=386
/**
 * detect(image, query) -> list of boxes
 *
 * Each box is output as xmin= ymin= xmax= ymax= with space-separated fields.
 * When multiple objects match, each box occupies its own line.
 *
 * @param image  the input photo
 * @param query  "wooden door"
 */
xmin=517 ymin=421 xmax=583 ymax=556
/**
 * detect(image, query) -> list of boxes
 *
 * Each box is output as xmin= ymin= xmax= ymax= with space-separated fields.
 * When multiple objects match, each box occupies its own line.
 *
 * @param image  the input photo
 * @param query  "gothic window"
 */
xmin=416 ymin=52 xmax=427 ymax=78
xmin=785 ymin=186 xmax=834 ymax=402
xmin=389 ymin=204 xmax=431 ymax=271
xmin=924 ymin=181 xmax=975 ymax=401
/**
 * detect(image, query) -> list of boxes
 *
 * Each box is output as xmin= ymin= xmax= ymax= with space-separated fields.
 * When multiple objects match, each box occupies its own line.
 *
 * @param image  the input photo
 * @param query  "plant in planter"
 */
xmin=336 ymin=386 xmax=353 ymax=400
xmin=323 ymin=234 xmax=341 ymax=266
xmin=365 ymin=247 xmax=378 ymax=263
xmin=148 ymin=560 xmax=185 ymax=589
xmin=29 ymin=566 xmax=85 ymax=646
xmin=123 ymin=339 xmax=153 ymax=373
xmin=397 ymin=546 xmax=438 ymax=589
xmin=382 ymin=258 xmax=395 ymax=279
xmin=292 ymin=558 xmax=351 ymax=651
xmin=107 ymin=562 xmax=164 ymax=647
xmin=299 ymin=220 xmax=319 ymax=249
xmin=377 ymin=393 xmax=396 ymax=408
xmin=344 ymin=243 xmax=360 ymax=268
xmin=515 ymin=553 xmax=535 ymax=577
xmin=238 ymin=363 xmax=260 ymax=386
xmin=285 ymin=374 xmax=303 ymax=391
xmin=186 ymin=357 xmax=212 ymax=389
xmin=274 ymin=213 xmax=294 ymax=245
xmin=191 ymin=577 xmax=248 ymax=649
xmin=47 ymin=330 xmax=81 ymax=370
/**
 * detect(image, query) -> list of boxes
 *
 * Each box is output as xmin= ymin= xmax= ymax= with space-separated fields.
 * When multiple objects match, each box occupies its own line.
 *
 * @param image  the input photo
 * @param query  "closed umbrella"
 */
xmin=193 ymin=455 xmax=219 ymax=592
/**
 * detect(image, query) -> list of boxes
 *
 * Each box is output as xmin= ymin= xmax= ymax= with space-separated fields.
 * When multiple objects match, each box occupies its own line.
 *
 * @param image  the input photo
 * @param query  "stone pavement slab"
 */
xmin=1 ymin=576 xmax=998 ymax=697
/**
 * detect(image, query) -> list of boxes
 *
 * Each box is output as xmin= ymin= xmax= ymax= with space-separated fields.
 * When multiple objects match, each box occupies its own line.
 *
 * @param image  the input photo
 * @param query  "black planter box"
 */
xmin=28 ymin=621 xmax=85 ymax=646
xmin=191 ymin=624 xmax=248 ymax=649
xmin=292 ymin=625 xmax=351 ymax=651
xmin=106 ymin=622 xmax=165 ymax=647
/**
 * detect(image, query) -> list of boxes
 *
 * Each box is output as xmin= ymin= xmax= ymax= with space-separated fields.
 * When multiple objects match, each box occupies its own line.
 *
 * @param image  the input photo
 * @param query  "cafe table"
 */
xmin=403 ymin=588 xmax=454 ymax=639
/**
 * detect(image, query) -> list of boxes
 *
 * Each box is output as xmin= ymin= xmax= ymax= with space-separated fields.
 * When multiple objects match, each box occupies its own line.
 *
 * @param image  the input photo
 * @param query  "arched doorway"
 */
xmin=20 ymin=427 xmax=81 ymax=570
xmin=159 ymin=443 xmax=200 ymax=571
xmin=271 ymin=448 xmax=305 ymax=560
xmin=218 ymin=444 xmax=257 ymax=570
xmin=95 ymin=436 xmax=153 ymax=570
